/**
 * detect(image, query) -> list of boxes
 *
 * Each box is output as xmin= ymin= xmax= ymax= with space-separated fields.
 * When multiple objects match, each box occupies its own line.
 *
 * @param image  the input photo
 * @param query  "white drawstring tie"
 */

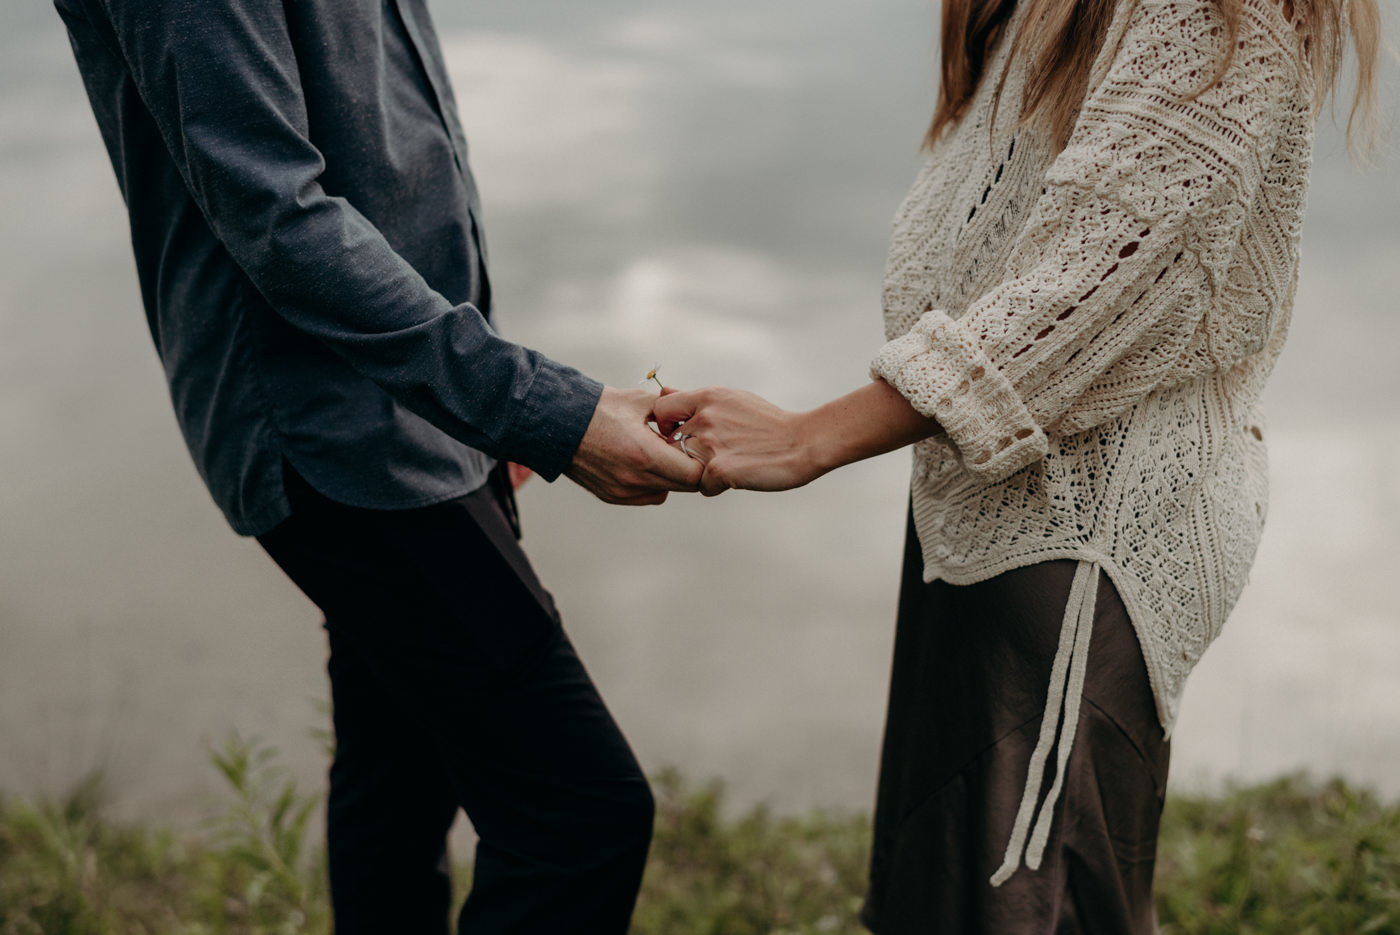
xmin=990 ymin=559 xmax=1099 ymax=887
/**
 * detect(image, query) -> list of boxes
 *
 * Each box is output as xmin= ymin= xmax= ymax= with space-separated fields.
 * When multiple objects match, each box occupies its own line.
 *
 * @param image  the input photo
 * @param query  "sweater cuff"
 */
xmin=499 ymin=358 xmax=604 ymax=482
xmin=872 ymin=309 xmax=1048 ymax=481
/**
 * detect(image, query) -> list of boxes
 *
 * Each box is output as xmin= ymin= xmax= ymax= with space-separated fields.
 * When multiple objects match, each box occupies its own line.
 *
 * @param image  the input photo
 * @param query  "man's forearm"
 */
xmin=92 ymin=0 xmax=600 ymax=477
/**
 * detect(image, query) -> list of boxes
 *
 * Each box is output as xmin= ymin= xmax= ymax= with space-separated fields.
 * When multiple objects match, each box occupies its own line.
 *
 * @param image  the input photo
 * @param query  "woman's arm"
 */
xmin=872 ymin=0 xmax=1306 ymax=484
xmin=652 ymin=380 xmax=941 ymax=496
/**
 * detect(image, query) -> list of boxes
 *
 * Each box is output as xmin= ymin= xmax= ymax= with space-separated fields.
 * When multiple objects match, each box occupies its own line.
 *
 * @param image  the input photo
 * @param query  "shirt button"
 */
xmin=931 ymin=514 xmax=945 ymax=530
xmin=933 ymin=544 xmax=951 ymax=559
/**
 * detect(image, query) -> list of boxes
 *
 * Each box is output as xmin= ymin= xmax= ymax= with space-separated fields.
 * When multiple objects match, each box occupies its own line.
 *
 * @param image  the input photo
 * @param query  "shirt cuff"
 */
xmin=499 ymin=358 xmax=604 ymax=482
xmin=872 ymin=309 xmax=1048 ymax=482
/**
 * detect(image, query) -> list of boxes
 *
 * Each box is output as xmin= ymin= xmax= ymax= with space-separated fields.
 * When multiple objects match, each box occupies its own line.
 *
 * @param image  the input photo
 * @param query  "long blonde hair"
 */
xmin=925 ymin=0 xmax=1386 ymax=153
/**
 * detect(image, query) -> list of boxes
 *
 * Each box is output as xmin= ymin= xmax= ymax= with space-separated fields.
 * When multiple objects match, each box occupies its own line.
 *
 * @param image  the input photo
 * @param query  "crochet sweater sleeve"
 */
xmin=872 ymin=0 xmax=1304 ymax=483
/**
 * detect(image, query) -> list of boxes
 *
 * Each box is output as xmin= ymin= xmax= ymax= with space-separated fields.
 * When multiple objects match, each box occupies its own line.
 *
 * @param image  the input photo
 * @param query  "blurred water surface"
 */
xmin=2 ymin=0 xmax=1398 ymax=826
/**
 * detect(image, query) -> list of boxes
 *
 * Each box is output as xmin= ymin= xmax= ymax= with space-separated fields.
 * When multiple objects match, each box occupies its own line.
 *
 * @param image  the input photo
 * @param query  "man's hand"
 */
xmin=565 ymin=386 xmax=704 ymax=505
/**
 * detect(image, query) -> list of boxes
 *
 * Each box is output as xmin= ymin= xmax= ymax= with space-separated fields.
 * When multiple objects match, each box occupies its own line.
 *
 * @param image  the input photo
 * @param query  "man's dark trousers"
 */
xmin=257 ymin=464 xmax=653 ymax=933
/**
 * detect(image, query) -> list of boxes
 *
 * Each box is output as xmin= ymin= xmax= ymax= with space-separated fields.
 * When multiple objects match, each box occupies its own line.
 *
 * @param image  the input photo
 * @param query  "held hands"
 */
xmin=562 ymin=380 xmax=823 ymax=504
xmin=652 ymin=387 xmax=829 ymax=497
xmin=565 ymin=375 xmax=937 ymax=504
xmin=653 ymin=378 xmax=941 ymax=497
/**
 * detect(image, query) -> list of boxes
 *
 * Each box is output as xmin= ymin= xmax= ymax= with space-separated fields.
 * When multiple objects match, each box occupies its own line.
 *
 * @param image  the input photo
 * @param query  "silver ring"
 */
xmin=674 ymin=432 xmax=695 ymax=458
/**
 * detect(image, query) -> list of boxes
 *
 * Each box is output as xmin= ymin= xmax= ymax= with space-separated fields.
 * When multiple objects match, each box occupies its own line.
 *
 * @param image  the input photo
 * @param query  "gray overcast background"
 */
xmin=2 ymin=0 xmax=1398 ymax=829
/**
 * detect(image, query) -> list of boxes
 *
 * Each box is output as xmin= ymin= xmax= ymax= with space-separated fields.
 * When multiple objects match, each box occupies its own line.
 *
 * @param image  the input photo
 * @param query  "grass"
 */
xmin=0 ymin=734 xmax=330 ymax=935
xmin=1 ymin=737 xmax=1398 ymax=934
xmin=1156 ymin=777 xmax=1400 ymax=934
xmin=634 ymin=768 xmax=870 ymax=935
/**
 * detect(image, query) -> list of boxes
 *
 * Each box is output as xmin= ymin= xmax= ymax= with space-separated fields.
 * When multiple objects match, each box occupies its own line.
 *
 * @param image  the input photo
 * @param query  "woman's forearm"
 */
xmin=801 ymin=379 xmax=943 ymax=476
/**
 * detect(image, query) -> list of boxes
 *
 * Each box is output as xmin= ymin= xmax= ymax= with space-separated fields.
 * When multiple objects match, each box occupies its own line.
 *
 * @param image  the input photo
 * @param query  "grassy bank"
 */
xmin=2 ymin=736 xmax=1397 ymax=934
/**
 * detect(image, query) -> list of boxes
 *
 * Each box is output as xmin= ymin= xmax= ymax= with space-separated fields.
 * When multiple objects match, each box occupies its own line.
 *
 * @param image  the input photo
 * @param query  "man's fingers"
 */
xmin=609 ymin=490 xmax=669 ymax=506
xmin=641 ymin=428 xmax=704 ymax=489
xmin=699 ymin=464 xmax=730 ymax=497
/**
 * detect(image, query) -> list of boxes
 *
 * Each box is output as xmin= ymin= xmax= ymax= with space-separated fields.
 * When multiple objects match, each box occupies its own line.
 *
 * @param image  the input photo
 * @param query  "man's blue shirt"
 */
xmin=56 ymin=0 xmax=603 ymax=535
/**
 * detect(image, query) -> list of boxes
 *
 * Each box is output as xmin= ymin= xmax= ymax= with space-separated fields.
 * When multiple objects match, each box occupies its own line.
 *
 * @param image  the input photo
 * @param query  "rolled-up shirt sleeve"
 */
xmin=92 ymin=0 xmax=599 ymax=479
xmin=873 ymin=0 xmax=1303 ymax=483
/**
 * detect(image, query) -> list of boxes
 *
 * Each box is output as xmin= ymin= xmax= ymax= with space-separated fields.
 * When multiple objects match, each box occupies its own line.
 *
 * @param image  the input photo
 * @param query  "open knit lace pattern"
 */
xmin=872 ymin=0 xmax=1314 ymax=774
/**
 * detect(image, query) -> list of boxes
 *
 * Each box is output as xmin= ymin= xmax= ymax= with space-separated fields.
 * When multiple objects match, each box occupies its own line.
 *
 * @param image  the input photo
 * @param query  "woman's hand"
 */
xmin=653 ymin=380 xmax=943 ymax=497
xmin=652 ymin=387 xmax=826 ymax=496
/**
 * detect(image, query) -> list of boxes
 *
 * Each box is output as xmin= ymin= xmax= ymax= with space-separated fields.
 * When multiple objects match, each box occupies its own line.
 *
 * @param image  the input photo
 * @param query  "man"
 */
xmin=54 ymin=0 xmax=702 ymax=930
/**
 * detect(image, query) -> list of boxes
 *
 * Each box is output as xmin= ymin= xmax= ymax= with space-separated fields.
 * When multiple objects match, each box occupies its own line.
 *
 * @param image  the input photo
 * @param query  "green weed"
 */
xmin=202 ymin=732 xmax=329 ymax=933
xmin=2 ymin=748 xmax=1398 ymax=934
xmin=633 ymin=768 xmax=870 ymax=935
xmin=1157 ymin=776 xmax=1400 ymax=935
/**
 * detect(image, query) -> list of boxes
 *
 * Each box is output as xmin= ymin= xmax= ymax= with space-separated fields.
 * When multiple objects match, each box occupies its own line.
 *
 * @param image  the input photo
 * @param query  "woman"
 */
xmin=653 ymin=0 xmax=1381 ymax=926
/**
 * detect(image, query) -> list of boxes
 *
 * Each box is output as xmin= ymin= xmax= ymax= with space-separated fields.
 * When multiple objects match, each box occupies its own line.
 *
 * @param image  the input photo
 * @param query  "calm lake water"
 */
xmin=2 ymin=0 xmax=1398 ymax=829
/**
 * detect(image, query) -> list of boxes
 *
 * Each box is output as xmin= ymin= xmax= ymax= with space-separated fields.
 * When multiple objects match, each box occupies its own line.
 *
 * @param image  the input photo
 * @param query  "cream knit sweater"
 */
xmin=870 ymin=0 xmax=1314 ymax=881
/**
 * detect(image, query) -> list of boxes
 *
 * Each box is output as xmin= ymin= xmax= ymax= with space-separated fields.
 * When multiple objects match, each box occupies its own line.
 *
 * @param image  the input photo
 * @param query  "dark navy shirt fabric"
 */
xmin=55 ymin=0 xmax=603 ymax=536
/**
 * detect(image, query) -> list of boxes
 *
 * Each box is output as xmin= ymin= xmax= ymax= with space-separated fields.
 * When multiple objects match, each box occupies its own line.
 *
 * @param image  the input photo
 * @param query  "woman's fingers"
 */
xmin=660 ymin=418 xmax=732 ymax=495
xmin=671 ymin=433 xmax=740 ymax=497
xmin=652 ymin=388 xmax=699 ymax=426
xmin=651 ymin=388 xmax=696 ymax=441
xmin=669 ymin=430 xmax=711 ymax=465
xmin=652 ymin=385 xmax=812 ymax=494
xmin=656 ymin=388 xmax=714 ymax=462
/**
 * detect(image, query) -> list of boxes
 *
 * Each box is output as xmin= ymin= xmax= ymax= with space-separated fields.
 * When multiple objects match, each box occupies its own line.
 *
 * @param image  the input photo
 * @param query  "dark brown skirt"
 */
xmin=860 ymin=515 xmax=1171 ymax=934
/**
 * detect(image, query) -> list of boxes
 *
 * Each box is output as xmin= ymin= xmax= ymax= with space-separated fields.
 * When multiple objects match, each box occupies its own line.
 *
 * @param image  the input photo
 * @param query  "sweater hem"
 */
xmin=919 ymin=546 xmax=1178 ymax=737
